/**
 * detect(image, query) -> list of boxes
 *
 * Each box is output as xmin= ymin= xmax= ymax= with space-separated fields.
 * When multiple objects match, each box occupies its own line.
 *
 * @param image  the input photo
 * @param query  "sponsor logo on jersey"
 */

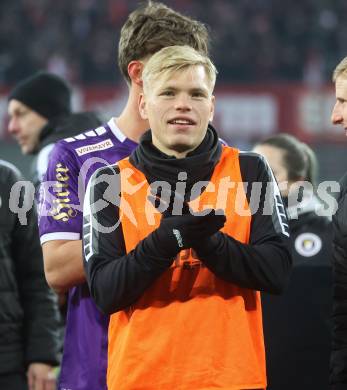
xmin=294 ymin=232 xmax=322 ymax=257
xmin=50 ymin=163 xmax=78 ymax=222
xmin=75 ymin=139 xmax=114 ymax=156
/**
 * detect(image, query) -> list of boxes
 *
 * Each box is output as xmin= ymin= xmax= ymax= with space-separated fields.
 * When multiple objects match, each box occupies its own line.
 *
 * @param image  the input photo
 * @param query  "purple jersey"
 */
xmin=38 ymin=118 xmax=137 ymax=390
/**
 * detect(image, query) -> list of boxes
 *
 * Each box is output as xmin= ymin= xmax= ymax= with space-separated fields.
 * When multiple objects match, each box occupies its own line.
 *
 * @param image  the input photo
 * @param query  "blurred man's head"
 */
xmin=331 ymin=57 xmax=347 ymax=132
xmin=118 ymin=1 xmax=209 ymax=87
xmin=139 ymin=45 xmax=216 ymax=158
xmin=8 ymin=72 xmax=72 ymax=154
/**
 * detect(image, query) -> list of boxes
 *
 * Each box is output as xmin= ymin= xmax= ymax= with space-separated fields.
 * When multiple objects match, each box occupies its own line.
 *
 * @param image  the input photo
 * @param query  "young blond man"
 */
xmin=38 ymin=3 xmax=210 ymax=390
xmin=83 ymin=45 xmax=291 ymax=390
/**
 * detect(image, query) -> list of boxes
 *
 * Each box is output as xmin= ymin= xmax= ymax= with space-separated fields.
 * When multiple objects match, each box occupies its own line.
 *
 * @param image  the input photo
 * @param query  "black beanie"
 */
xmin=8 ymin=71 xmax=72 ymax=120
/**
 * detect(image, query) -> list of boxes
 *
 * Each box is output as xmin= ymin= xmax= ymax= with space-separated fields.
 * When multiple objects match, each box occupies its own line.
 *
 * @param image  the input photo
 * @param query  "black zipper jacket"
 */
xmin=263 ymin=197 xmax=332 ymax=390
xmin=82 ymin=128 xmax=292 ymax=315
xmin=0 ymin=160 xmax=61 ymax=374
xmin=331 ymin=172 xmax=347 ymax=390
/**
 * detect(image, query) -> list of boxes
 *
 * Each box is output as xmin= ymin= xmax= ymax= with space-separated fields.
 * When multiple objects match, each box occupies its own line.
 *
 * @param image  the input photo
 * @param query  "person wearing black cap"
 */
xmin=6 ymin=72 xmax=101 ymax=387
xmin=7 ymin=71 xmax=101 ymax=187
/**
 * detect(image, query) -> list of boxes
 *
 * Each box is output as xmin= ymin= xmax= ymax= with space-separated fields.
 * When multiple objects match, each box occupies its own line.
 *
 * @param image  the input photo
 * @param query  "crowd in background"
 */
xmin=1 ymin=0 xmax=347 ymax=86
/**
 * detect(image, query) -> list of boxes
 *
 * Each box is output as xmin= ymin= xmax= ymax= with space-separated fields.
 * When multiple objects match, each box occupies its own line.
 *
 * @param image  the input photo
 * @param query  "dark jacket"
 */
xmin=83 ymin=129 xmax=292 ymax=315
xmin=0 ymin=160 xmax=61 ymax=374
xmin=331 ymin=173 xmax=347 ymax=389
xmin=262 ymin=197 xmax=332 ymax=390
xmin=31 ymin=111 xmax=101 ymax=187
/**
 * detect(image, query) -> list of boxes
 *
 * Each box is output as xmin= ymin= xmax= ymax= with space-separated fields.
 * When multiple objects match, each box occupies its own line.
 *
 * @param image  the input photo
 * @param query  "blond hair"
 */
xmin=118 ymin=1 xmax=209 ymax=85
xmin=142 ymin=45 xmax=217 ymax=93
xmin=333 ymin=56 xmax=347 ymax=82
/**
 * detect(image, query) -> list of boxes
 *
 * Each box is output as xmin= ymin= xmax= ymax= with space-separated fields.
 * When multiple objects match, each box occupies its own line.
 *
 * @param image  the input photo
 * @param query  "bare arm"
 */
xmin=43 ymin=240 xmax=86 ymax=294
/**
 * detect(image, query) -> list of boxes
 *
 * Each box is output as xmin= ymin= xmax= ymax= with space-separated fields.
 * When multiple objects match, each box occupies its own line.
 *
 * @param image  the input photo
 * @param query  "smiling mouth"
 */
xmin=168 ymin=118 xmax=196 ymax=125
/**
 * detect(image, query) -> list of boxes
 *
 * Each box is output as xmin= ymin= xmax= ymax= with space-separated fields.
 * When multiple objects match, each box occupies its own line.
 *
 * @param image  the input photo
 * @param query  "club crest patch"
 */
xmin=294 ymin=232 xmax=322 ymax=257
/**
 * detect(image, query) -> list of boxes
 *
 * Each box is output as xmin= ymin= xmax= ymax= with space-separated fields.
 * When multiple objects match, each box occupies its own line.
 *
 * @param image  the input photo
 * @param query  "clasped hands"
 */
xmin=148 ymin=188 xmax=226 ymax=258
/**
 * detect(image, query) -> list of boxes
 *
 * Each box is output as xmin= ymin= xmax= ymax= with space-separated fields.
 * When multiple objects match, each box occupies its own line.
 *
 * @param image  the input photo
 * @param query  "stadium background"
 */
xmin=0 ymin=0 xmax=346 ymax=181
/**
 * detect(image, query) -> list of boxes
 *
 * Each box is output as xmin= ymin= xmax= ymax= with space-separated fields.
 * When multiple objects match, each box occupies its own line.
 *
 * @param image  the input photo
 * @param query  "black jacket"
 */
xmin=82 ymin=129 xmax=291 ymax=315
xmin=31 ymin=111 xmax=101 ymax=187
xmin=331 ymin=173 xmax=347 ymax=389
xmin=0 ymin=160 xmax=61 ymax=374
xmin=262 ymin=197 xmax=332 ymax=390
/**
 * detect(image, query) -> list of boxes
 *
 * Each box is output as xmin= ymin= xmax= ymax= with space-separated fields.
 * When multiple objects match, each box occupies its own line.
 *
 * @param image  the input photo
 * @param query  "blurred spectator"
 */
xmin=7 ymin=70 xmax=102 ymax=331
xmin=46 ymin=52 xmax=70 ymax=80
xmin=0 ymin=0 xmax=346 ymax=84
xmin=0 ymin=159 xmax=61 ymax=390
xmin=253 ymin=134 xmax=332 ymax=390
xmin=7 ymin=71 xmax=101 ymax=188
xmin=303 ymin=48 xmax=324 ymax=87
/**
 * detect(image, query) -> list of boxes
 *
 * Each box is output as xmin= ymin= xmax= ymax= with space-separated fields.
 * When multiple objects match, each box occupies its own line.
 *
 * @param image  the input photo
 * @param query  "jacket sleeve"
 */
xmin=83 ymin=166 xmax=173 ymax=315
xmin=330 ymin=173 xmax=347 ymax=389
xmin=9 ymin=167 xmax=62 ymax=366
xmin=195 ymin=152 xmax=292 ymax=294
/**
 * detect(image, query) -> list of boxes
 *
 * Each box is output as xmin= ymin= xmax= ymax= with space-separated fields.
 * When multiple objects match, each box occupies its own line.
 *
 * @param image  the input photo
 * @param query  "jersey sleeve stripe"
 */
xmin=40 ymin=232 xmax=80 ymax=244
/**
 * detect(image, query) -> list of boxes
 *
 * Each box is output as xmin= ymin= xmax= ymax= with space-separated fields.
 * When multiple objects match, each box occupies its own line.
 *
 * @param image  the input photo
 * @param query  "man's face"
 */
xmin=331 ymin=76 xmax=347 ymax=135
xmin=139 ymin=65 xmax=215 ymax=158
xmin=8 ymin=99 xmax=48 ymax=154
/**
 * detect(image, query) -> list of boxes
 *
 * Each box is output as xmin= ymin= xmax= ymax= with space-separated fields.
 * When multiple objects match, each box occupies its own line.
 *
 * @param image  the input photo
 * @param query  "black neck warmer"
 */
xmin=129 ymin=124 xmax=222 ymax=200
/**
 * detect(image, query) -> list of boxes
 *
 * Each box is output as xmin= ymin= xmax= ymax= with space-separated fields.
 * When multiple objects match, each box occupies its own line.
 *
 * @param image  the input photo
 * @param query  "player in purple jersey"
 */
xmin=38 ymin=2 xmax=210 ymax=389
